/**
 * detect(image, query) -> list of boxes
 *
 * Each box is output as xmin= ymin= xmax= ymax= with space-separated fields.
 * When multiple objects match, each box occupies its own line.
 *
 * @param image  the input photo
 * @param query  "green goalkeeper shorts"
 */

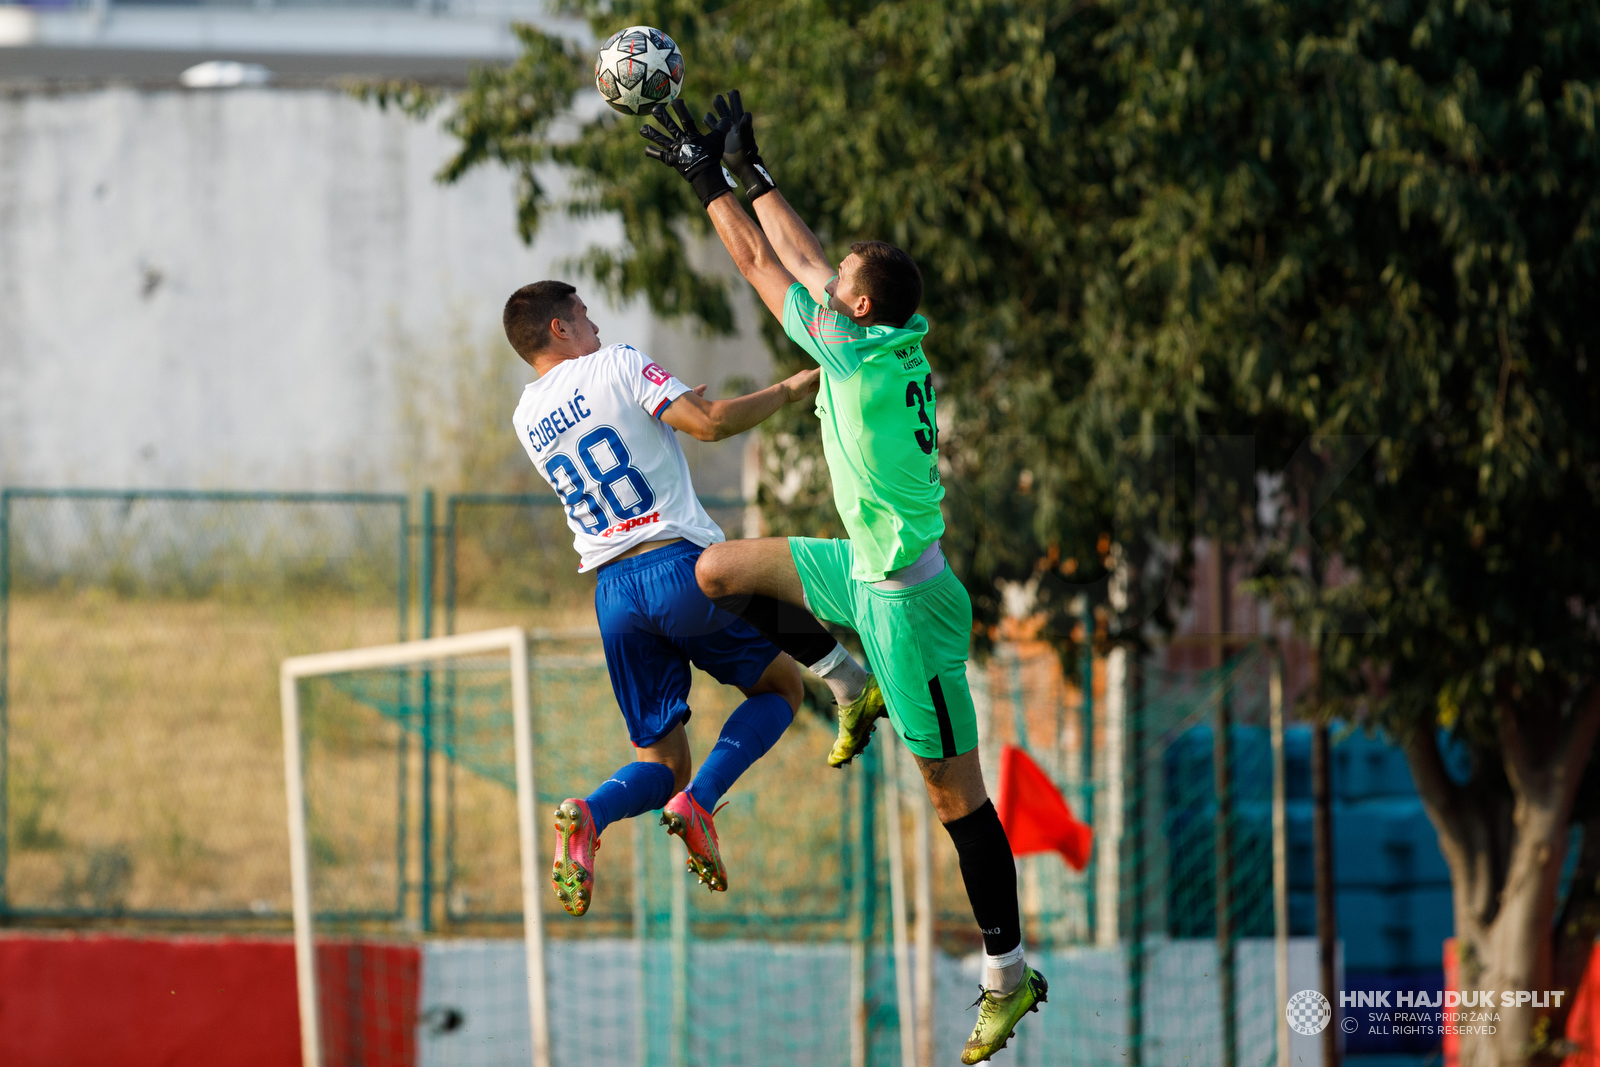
xmin=788 ymin=537 xmax=978 ymax=761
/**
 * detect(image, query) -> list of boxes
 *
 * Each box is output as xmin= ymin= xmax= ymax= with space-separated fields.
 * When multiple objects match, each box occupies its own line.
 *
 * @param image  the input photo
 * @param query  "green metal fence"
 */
xmin=0 ymin=484 xmax=1302 ymax=1066
xmin=0 ymin=487 xmax=755 ymax=927
xmin=0 ymin=487 xmax=409 ymax=923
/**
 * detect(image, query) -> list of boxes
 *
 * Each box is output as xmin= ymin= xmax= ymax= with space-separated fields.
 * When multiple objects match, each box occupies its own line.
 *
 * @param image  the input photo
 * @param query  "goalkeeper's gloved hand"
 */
xmin=641 ymin=99 xmax=737 ymax=209
xmin=709 ymin=90 xmax=776 ymax=201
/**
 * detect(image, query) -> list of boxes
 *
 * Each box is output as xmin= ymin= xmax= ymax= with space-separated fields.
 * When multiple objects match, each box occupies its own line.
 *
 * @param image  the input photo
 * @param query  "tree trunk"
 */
xmin=1403 ymin=690 xmax=1600 ymax=1067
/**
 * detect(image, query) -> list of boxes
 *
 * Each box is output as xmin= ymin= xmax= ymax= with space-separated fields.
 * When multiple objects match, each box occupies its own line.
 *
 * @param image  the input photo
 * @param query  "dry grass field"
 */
xmin=5 ymin=590 xmax=402 ymax=916
xmin=5 ymin=580 xmax=1063 ymax=946
xmin=4 ymin=588 xmax=889 ymax=936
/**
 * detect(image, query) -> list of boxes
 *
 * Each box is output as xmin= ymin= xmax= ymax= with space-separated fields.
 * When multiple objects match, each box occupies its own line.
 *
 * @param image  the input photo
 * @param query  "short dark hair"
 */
xmin=503 ymin=280 xmax=578 ymax=358
xmin=849 ymin=241 xmax=923 ymax=328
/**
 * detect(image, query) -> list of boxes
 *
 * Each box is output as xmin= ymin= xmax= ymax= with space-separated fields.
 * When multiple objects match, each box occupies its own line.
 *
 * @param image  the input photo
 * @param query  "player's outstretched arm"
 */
xmin=659 ymin=368 xmax=820 ymax=442
xmin=705 ymin=196 xmax=799 ymax=321
xmin=639 ymin=99 xmax=798 ymax=322
xmin=708 ymin=91 xmax=834 ymax=298
xmin=748 ymin=190 xmax=835 ymax=299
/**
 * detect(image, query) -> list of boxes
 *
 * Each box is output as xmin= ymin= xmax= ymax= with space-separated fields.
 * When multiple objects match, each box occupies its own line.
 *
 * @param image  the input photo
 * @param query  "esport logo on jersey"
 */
xmin=600 ymin=511 xmax=662 ymax=538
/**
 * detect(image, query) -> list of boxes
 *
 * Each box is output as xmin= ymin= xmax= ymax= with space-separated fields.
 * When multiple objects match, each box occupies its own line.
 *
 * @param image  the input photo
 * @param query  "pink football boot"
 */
xmin=551 ymin=798 xmax=600 ymax=916
xmin=660 ymin=791 xmax=729 ymax=892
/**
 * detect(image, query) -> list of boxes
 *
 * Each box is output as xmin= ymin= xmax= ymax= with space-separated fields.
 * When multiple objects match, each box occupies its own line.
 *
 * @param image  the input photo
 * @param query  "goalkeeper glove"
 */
xmin=641 ymin=99 xmax=737 ymax=208
xmin=710 ymin=90 xmax=777 ymax=201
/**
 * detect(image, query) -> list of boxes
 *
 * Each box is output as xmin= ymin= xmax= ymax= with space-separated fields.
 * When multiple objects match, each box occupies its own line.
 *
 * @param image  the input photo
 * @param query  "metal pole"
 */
xmin=397 ymin=496 xmax=410 ymax=644
xmin=1312 ymin=723 xmax=1340 ymax=1067
xmin=281 ymin=667 xmax=324 ymax=1067
xmin=913 ymin=785 xmax=934 ymax=1067
xmin=1215 ymin=679 xmax=1236 ymax=1067
xmin=396 ymin=697 xmax=410 ymax=920
xmin=508 ymin=629 xmax=552 ymax=1067
xmin=1009 ymin=652 xmax=1029 ymax=750
xmin=0 ymin=490 xmax=10 ymax=917
xmin=395 ymin=496 xmax=411 ymax=921
xmin=853 ymin=747 xmax=878 ymax=1067
xmin=439 ymin=497 xmax=457 ymax=922
xmin=1008 ymin=649 xmax=1035 ymax=978
xmin=443 ymin=674 xmax=458 ymax=925
xmin=849 ymin=944 xmax=867 ymax=1067
xmin=1213 ymin=551 xmax=1237 ymax=1067
xmin=1126 ymin=654 xmax=1145 ymax=1067
xmin=883 ymin=739 xmax=917 ymax=1067
xmin=1080 ymin=601 xmax=1096 ymax=943
xmin=443 ymin=496 xmax=458 ymax=637
xmin=419 ymin=488 xmax=435 ymax=932
xmin=671 ymin=854 xmax=688 ymax=1067
xmin=634 ymin=817 xmax=649 ymax=1067
xmin=1270 ymin=652 xmax=1290 ymax=1067
xmin=419 ymin=487 xmax=434 ymax=640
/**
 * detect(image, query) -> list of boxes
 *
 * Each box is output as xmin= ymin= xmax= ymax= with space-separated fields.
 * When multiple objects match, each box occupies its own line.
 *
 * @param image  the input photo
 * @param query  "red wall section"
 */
xmin=318 ymin=941 xmax=420 ymax=1067
xmin=0 ymin=933 xmax=419 ymax=1067
xmin=0 ymin=933 xmax=302 ymax=1067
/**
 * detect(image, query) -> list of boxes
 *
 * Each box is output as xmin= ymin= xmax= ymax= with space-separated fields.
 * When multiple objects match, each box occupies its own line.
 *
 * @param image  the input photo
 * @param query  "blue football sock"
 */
xmin=686 ymin=692 xmax=794 ymax=813
xmin=585 ymin=761 xmax=675 ymax=837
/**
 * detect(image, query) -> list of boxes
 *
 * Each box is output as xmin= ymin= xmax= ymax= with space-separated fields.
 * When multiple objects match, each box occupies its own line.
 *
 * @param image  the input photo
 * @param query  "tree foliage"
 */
xmin=428 ymin=1 xmax=1148 ymax=657
xmin=419 ymin=4 xmax=1600 ymax=1055
xmin=1090 ymin=7 xmax=1600 ymax=1055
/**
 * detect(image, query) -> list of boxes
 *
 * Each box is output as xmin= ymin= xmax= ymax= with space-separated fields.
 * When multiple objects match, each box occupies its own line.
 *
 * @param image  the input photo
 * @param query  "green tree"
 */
xmin=396 ymin=0 xmax=1150 ymax=651
xmin=1096 ymin=2 xmax=1600 ymax=1063
xmin=389 ymin=2 xmax=1600 ymax=1062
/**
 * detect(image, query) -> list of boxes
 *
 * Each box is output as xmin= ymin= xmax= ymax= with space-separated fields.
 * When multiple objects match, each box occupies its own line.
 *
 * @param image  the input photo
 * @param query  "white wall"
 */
xmin=0 ymin=86 xmax=770 ymax=496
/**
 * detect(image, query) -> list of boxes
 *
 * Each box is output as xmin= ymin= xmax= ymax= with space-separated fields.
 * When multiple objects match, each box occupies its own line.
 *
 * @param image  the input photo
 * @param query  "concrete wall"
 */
xmin=0 ymin=85 xmax=769 ymax=497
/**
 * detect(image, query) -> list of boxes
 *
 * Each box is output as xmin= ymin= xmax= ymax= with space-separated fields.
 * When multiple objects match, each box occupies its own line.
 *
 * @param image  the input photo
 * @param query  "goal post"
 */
xmin=279 ymin=626 xmax=550 ymax=1067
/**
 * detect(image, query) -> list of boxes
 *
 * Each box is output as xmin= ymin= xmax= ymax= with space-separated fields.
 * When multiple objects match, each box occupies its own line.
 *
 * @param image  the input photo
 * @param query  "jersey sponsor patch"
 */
xmin=641 ymin=362 xmax=671 ymax=385
xmin=600 ymin=510 xmax=662 ymax=538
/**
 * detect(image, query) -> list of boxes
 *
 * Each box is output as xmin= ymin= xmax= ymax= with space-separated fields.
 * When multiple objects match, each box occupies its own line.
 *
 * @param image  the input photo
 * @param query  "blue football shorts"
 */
xmin=594 ymin=540 xmax=782 ymax=748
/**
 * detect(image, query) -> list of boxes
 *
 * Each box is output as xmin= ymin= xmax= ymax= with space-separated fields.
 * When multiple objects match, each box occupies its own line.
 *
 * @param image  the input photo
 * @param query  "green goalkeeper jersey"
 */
xmin=781 ymin=282 xmax=945 ymax=582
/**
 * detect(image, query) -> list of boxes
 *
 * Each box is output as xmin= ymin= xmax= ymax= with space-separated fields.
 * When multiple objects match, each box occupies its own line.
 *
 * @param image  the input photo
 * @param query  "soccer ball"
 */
xmin=594 ymin=26 xmax=685 ymax=116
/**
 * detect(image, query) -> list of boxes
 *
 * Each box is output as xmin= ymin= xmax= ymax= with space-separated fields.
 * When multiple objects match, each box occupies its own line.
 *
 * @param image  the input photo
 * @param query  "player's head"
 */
xmin=827 ymin=241 xmax=923 ymax=328
xmin=503 ymin=280 xmax=602 ymax=363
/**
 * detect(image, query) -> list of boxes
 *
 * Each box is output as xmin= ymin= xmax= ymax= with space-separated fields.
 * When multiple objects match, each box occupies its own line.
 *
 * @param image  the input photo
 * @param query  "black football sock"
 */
xmin=711 ymin=593 xmax=838 ymax=666
xmin=943 ymin=799 xmax=1024 ymax=990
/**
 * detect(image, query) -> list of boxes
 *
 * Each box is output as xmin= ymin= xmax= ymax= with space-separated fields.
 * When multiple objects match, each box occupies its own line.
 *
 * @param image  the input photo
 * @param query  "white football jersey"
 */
xmin=513 ymin=343 xmax=725 ymax=572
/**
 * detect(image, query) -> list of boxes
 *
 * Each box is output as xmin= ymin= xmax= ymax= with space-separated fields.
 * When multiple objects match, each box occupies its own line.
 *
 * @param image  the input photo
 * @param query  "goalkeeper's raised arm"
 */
xmin=707 ymin=91 xmax=835 ymax=300
xmin=640 ymin=99 xmax=796 ymax=322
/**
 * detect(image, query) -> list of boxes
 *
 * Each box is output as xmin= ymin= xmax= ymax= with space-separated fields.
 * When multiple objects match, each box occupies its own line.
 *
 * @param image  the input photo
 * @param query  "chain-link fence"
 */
xmin=3 ymin=485 xmax=1316 ymax=1065
xmin=973 ymin=641 xmax=1306 ymax=1067
xmin=0 ymin=488 xmax=408 ymax=922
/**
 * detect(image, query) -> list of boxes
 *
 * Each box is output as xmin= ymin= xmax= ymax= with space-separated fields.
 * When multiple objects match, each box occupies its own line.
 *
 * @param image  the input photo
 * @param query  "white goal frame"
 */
xmin=279 ymin=626 xmax=550 ymax=1067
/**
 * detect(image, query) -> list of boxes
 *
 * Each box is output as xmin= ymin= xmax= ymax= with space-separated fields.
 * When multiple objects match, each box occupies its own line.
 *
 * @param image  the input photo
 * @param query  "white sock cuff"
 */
xmin=808 ymin=642 xmax=850 ymax=676
xmin=985 ymin=944 xmax=1025 ymax=971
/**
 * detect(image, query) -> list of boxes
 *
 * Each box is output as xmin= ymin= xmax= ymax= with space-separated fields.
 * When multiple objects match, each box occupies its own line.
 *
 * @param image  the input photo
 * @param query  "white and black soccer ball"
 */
xmin=594 ymin=26 xmax=685 ymax=116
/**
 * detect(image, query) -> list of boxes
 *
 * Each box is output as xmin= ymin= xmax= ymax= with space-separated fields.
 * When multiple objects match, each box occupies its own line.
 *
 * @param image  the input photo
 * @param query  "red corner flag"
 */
xmin=996 ymin=744 xmax=1093 ymax=871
